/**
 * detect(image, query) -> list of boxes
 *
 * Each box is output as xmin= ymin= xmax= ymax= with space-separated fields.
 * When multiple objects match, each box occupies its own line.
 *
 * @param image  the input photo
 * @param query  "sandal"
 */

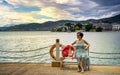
xmin=81 ymin=69 xmax=84 ymax=73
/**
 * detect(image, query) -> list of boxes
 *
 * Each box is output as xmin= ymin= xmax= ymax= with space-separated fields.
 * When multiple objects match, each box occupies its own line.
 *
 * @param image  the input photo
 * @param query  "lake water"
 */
xmin=0 ymin=31 xmax=120 ymax=65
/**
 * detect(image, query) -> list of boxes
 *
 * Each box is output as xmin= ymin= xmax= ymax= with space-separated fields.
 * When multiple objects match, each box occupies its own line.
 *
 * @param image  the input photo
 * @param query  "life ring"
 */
xmin=50 ymin=44 xmax=56 ymax=60
xmin=62 ymin=45 xmax=75 ymax=57
xmin=50 ymin=44 xmax=64 ymax=61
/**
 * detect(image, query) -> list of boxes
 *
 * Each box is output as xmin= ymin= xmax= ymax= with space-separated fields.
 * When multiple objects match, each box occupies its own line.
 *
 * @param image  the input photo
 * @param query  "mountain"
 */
xmin=100 ymin=14 xmax=120 ymax=23
xmin=87 ymin=14 xmax=120 ymax=24
xmin=0 ymin=20 xmax=77 ymax=31
xmin=0 ymin=14 xmax=120 ymax=31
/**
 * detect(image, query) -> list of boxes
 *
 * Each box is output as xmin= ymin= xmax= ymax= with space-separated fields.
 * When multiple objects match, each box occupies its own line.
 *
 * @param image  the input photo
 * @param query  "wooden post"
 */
xmin=51 ymin=39 xmax=61 ymax=67
xmin=56 ymin=42 xmax=60 ymax=61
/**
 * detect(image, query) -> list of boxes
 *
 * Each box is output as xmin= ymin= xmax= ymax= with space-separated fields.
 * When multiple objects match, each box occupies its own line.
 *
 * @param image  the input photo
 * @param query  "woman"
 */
xmin=72 ymin=32 xmax=90 ymax=73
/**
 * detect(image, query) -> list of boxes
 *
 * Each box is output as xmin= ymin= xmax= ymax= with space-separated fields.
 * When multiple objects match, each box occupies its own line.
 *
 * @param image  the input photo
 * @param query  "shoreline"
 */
xmin=0 ymin=30 xmax=120 ymax=32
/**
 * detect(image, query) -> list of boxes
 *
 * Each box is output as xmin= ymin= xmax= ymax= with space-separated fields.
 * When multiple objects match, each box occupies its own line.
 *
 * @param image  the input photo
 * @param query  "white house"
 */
xmin=112 ymin=24 xmax=120 ymax=31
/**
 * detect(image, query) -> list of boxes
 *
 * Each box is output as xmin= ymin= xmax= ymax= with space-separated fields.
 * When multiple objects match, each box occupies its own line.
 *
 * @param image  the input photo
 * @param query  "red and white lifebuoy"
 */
xmin=62 ymin=45 xmax=75 ymax=58
xmin=50 ymin=44 xmax=75 ymax=60
xmin=50 ymin=44 xmax=64 ymax=61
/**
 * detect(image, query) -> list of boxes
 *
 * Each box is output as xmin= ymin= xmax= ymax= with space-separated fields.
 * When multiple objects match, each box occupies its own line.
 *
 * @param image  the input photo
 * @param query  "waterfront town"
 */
xmin=51 ymin=22 xmax=120 ymax=32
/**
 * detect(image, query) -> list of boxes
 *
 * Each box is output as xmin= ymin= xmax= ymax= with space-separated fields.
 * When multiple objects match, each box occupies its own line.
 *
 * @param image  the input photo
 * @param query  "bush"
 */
xmin=57 ymin=28 xmax=62 ymax=32
xmin=96 ymin=27 xmax=103 ymax=32
xmin=74 ymin=26 xmax=80 ymax=30
xmin=85 ymin=23 xmax=93 ymax=31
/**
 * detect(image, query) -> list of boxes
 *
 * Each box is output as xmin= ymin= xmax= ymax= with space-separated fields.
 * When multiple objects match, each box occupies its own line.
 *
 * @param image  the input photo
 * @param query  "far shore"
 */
xmin=0 ymin=30 xmax=120 ymax=32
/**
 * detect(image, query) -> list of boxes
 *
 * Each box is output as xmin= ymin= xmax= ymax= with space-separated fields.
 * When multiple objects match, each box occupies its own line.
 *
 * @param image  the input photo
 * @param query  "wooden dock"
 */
xmin=0 ymin=63 xmax=120 ymax=75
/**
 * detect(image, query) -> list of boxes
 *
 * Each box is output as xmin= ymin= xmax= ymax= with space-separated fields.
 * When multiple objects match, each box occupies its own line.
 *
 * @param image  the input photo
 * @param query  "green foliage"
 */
xmin=96 ymin=27 xmax=103 ymax=32
xmin=57 ymin=28 xmax=62 ymax=32
xmin=65 ymin=22 xmax=71 ymax=31
xmin=75 ymin=22 xmax=82 ymax=29
xmin=51 ymin=28 xmax=56 ymax=32
xmin=85 ymin=23 xmax=93 ymax=31
xmin=65 ymin=22 xmax=71 ymax=27
xmin=70 ymin=27 xmax=75 ymax=32
xmin=74 ymin=26 xmax=80 ymax=30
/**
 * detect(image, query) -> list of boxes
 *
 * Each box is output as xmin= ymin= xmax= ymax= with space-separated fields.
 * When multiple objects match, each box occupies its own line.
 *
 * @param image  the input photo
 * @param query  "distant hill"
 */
xmin=0 ymin=14 xmax=120 ymax=31
xmin=0 ymin=20 xmax=77 ymax=31
xmin=87 ymin=14 xmax=120 ymax=23
xmin=100 ymin=14 xmax=120 ymax=23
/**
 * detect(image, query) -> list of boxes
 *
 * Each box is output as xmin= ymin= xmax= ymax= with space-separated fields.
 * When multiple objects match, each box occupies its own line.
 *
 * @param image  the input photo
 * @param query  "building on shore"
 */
xmin=112 ymin=23 xmax=120 ymax=31
xmin=93 ymin=23 xmax=112 ymax=31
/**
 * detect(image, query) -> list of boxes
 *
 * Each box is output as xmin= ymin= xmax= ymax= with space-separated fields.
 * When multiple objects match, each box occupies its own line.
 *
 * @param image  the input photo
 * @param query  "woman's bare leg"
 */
xmin=79 ymin=61 xmax=84 ymax=73
xmin=80 ymin=57 xmax=86 ymax=73
xmin=77 ymin=58 xmax=81 ymax=72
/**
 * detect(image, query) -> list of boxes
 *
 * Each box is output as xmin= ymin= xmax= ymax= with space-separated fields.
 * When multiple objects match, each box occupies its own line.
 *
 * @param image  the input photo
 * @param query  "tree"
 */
xmin=96 ymin=26 xmax=103 ymax=32
xmin=70 ymin=26 xmax=75 ymax=32
xmin=85 ymin=23 xmax=93 ymax=31
xmin=75 ymin=22 xmax=82 ymax=29
xmin=57 ymin=28 xmax=62 ymax=32
xmin=65 ymin=22 xmax=71 ymax=31
xmin=51 ymin=28 xmax=56 ymax=32
xmin=74 ymin=25 xmax=80 ymax=30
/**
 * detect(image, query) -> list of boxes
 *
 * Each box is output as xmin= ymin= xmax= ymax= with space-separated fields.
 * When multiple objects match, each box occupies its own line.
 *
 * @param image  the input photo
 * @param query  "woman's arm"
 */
xmin=83 ymin=39 xmax=90 ymax=50
xmin=71 ymin=40 xmax=77 ymax=45
xmin=71 ymin=40 xmax=77 ymax=59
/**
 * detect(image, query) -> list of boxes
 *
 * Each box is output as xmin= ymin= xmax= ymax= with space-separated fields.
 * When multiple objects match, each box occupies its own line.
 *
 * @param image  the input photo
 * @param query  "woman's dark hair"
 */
xmin=56 ymin=39 xmax=59 ymax=43
xmin=77 ymin=32 xmax=84 ymax=38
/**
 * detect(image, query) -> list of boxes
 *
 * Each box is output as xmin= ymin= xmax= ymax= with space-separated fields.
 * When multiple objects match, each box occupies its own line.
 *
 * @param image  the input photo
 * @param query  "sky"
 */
xmin=0 ymin=0 xmax=120 ymax=27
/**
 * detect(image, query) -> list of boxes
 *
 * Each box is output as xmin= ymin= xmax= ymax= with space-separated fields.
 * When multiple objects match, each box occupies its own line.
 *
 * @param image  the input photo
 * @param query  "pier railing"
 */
xmin=89 ymin=51 xmax=120 ymax=59
xmin=0 ymin=45 xmax=120 ymax=63
xmin=0 ymin=45 xmax=52 ymax=63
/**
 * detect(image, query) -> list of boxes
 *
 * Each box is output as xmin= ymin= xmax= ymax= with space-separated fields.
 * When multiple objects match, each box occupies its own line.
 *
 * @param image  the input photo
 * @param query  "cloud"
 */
xmin=0 ymin=4 xmax=13 ymax=26
xmin=89 ymin=0 xmax=120 ymax=16
xmin=0 ymin=0 xmax=2 ymax=3
xmin=91 ymin=0 xmax=120 ymax=6
xmin=52 ymin=0 xmax=82 ymax=5
xmin=0 ymin=4 xmax=55 ymax=26
xmin=77 ymin=11 xmax=119 ymax=20
xmin=6 ymin=0 xmax=45 ymax=7
xmin=0 ymin=4 xmax=11 ymax=12
xmin=0 ymin=11 xmax=56 ymax=26
xmin=39 ymin=7 xmax=75 ymax=20
xmin=0 ymin=0 xmax=120 ymax=27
